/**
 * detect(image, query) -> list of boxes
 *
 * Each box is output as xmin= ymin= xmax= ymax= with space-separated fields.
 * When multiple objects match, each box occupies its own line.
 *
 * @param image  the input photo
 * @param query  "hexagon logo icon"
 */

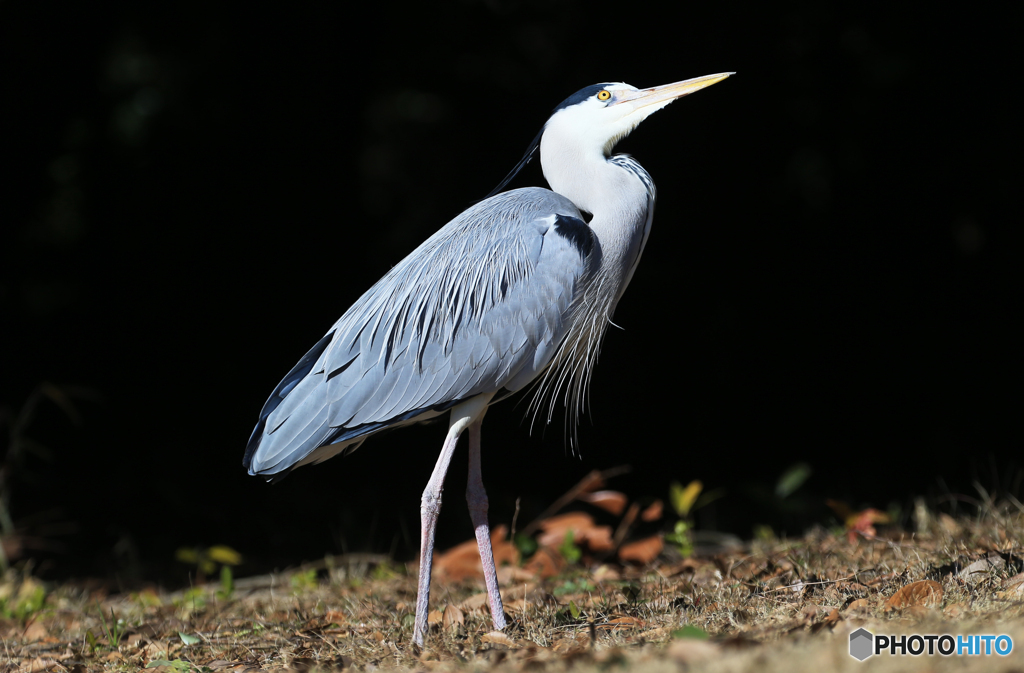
xmin=849 ymin=627 xmax=874 ymax=661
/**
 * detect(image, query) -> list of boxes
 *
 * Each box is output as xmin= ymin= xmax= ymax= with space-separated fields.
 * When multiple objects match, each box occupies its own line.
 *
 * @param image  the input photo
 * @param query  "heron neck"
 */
xmin=543 ymin=145 xmax=654 ymax=308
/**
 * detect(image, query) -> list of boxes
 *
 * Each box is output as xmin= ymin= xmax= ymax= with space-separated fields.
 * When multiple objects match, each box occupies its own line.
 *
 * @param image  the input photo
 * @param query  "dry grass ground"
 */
xmin=4 ymin=502 xmax=1024 ymax=672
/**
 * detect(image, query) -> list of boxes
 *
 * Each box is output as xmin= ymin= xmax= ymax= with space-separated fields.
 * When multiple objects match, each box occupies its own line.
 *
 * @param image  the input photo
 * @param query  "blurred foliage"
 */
xmin=0 ymin=574 xmax=46 ymax=620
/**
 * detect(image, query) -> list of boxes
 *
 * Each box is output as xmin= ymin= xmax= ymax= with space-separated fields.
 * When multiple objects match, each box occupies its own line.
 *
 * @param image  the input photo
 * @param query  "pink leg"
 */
xmin=466 ymin=419 xmax=507 ymax=631
xmin=413 ymin=395 xmax=491 ymax=647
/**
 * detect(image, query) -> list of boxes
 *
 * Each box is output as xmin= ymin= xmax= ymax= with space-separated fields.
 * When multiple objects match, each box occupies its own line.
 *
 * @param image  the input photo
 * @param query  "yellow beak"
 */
xmin=613 ymin=72 xmax=734 ymax=111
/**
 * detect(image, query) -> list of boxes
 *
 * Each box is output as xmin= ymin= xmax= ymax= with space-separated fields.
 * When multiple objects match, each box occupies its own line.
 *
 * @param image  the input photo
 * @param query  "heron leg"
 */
xmin=413 ymin=394 xmax=492 ymax=647
xmin=466 ymin=418 xmax=508 ymax=631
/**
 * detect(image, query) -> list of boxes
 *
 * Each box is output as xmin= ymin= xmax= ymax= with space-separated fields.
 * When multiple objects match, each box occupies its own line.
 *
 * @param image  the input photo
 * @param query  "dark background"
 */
xmin=1 ymin=1 xmax=1018 ymax=584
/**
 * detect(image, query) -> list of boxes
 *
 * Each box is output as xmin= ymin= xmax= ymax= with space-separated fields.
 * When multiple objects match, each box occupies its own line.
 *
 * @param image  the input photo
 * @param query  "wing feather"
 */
xmin=245 ymin=187 xmax=596 ymax=478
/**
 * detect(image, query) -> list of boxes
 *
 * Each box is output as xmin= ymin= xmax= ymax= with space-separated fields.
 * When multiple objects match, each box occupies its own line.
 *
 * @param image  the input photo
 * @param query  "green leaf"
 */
xmin=558 ymin=530 xmax=581 ymax=564
xmin=775 ymin=462 xmax=812 ymax=499
xmin=513 ymin=532 xmax=538 ymax=557
xmin=175 ymin=548 xmax=199 ymax=564
xmin=290 ymin=569 xmax=318 ymax=592
xmin=568 ymin=600 xmax=581 ymax=620
xmin=207 ymin=545 xmax=242 ymax=565
xmin=670 ymin=480 xmax=703 ymax=517
xmin=218 ymin=565 xmax=234 ymax=598
xmin=673 ymin=624 xmax=709 ymax=640
xmin=146 ymin=660 xmax=192 ymax=671
xmin=178 ymin=631 xmax=201 ymax=645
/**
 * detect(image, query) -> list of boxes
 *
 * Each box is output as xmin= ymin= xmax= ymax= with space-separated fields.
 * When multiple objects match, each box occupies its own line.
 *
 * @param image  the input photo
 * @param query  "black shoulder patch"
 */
xmin=553 ymin=214 xmax=595 ymax=258
xmin=552 ymin=83 xmax=614 ymax=113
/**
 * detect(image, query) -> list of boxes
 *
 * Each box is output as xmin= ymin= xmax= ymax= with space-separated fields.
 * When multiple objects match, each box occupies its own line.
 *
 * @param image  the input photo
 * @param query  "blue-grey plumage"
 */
xmin=244 ymin=72 xmax=733 ymax=646
xmin=244 ymin=187 xmax=595 ymax=478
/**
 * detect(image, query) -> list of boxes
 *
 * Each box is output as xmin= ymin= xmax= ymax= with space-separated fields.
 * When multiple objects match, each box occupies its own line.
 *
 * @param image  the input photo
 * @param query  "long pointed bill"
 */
xmin=613 ymin=72 xmax=734 ymax=113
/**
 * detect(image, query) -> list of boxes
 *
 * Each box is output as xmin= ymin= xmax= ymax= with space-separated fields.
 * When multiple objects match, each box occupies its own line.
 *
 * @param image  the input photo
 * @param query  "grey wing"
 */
xmin=244 ymin=187 xmax=596 ymax=479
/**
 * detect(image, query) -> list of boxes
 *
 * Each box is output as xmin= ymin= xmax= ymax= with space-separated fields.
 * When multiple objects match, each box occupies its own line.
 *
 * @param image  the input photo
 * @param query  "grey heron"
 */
xmin=244 ymin=72 xmax=731 ymax=646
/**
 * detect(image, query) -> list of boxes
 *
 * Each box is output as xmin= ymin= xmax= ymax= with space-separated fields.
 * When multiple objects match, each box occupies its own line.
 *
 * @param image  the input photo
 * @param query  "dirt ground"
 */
xmin=4 ymin=488 xmax=1024 ymax=672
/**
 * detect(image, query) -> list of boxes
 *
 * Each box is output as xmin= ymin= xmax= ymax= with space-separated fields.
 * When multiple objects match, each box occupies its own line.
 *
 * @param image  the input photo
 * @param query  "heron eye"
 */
xmin=597 ymin=90 xmax=612 ymax=101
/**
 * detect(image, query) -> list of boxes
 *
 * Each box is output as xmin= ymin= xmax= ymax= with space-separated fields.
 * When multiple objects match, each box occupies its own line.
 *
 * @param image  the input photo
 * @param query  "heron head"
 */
xmin=543 ymin=73 xmax=733 ymax=158
xmin=485 ymin=73 xmax=732 ymax=200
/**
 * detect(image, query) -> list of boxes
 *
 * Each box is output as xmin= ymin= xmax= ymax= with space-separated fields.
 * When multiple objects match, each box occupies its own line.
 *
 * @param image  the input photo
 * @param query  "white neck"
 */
xmin=541 ymin=130 xmax=654 ymax=309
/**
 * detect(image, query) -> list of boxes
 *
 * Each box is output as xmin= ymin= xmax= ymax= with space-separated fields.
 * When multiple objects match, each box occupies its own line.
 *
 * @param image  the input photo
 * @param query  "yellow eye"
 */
xmin=597 ymin=90 xmax=611 ymax=101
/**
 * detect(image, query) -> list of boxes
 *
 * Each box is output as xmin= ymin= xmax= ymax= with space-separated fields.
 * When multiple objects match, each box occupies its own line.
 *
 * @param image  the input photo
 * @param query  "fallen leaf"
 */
xmin=427 ymin=610 xmax=443 ymax=626
xmin=537 ymin=512 xmax=598 ymax=548
xmin=21 ymin=658 xmax=60 ymax=673
xmin=23 ymin=620 xmax=49 ymax=642
xmin=144 ymin=640 xmax=169 ymax=659
xmin=460 ymin=583 xmax=535 ymax=612
xmin=845 ymin=598 xmax=869 ymax=613
xmin=998 ymin=573 xmax=1024 ymax=599
xmin=496 ymin=566 xmax=536 ymax=584
xmin=323 ymin=610 xmax=347 ymax=624
xmin=640 ymin=500 xmax=663 ymax=522
xmin=442 ymin=604 xmax=464 ymax=630
xmin=521 ymin=548 xmax=565 ymax=579
xmin=883 ymin=580 xmax=943 ymax=612
xmin=481 ymin=631 xmax=517 ymax=648
xmin=618 ymin=535 xmax=663 ymax=564
xmin=585 ymin=525 xmax=615 ymax=552
xmin=845 ymin=508 xmax=891 ymax=542
xmin=601 ymin=615 xmax=645 ymax=630
xmin=799 ymin=604 xmax=823 ymax=622
xmin=906 ymin=605 xmax=931 ymax=618
xmin=636 ymin=627 xmax=670 ymax=641
xmin=434 ymin=526 xmax=518 ymax=581
xmin=578 ymin=490 xmax=628 ymax=516
xmin=592 ymin=565 xmax=620 ymax=582
xmin=958 ymin=555 xmax=1005 ymax=584
xmin=551 ymin=633 xmax=588 ymax=653
xmin=943 ymin=602 xmax=968 ymax=619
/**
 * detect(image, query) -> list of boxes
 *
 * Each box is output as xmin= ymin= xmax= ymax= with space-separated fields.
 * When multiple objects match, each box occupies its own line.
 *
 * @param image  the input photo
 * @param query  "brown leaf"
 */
xmin=521 ymin=547 xmax=565 ymax=579
xmin=481 ymin=631 xmax=517 ymax=648
xmin=845 ymin=598 xmax=870 ymax=613
xmin=22 ymin=620 xmax=49 ymax=642
xmin=601 ymin=615 xmax=645 ymax=630
xmin=640 ymin=500 xmax=663 ymax=522
xmin=21 ymin=658 xmax=60 ymax=673
xmin=998 ymin=573 xmax=1024 ymax=599
xmin=537 ymin=512 xmax=597 ymax=548
xmin=592 ymin=565 xmax=620 ymax=582
xmin=434 ymin=525 xmax=518 ymax=581
xmin=323 ymin=610 xmax=347 ymax=624
xmin=883 ymin=580 xmax=943 ymax=612
xmin=578 ymin=491 xmax=628 ymax=516
xmin=427 ymin=610 xmax=443 ymax=626
xmin=584 ymin=525 xmax=615 ymax=552
xmin=497 ymin=565 xmax=536 ymax=584
xmin=442 ymin=604 xmax=464 ymax=630
xmin=958 ymin=555 xmax=1005 ymax=584
xmin=460 ymin=582 xmax=536 ymax=612
xmin=551 ymin=634 xmax=589 ymax=653
xmin=636 ymin=627 xmax=671 ymax=641
xmin=943 ymin=602 xmax=968 ymax=619
xmin=618 ymin=535 xmax=663 ymax=564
